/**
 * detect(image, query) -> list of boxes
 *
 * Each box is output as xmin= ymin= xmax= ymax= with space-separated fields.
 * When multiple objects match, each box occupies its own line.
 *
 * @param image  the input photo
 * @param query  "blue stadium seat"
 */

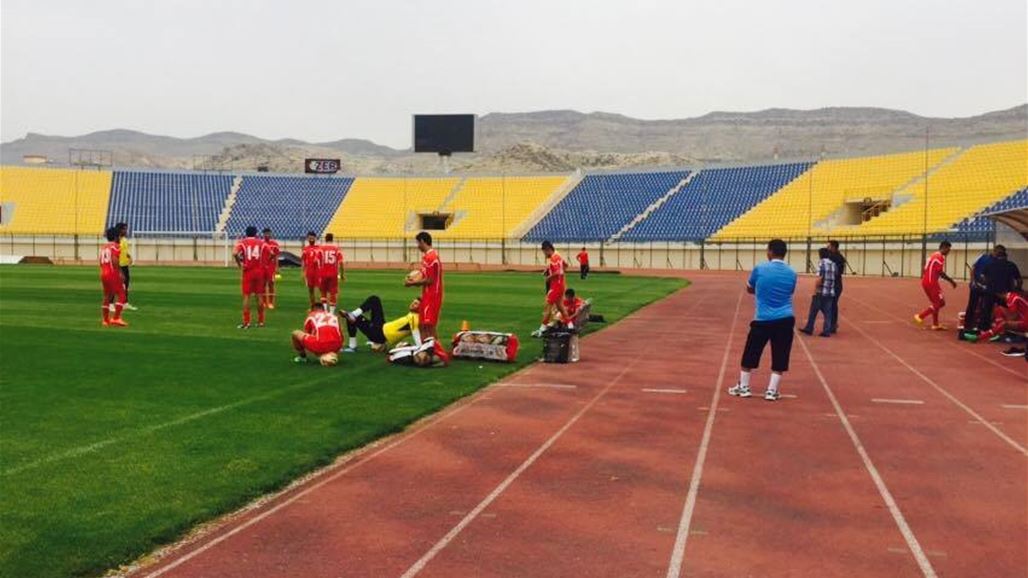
xmin=523 ymin=171 xmax=690 ymax=242
xmin=623 ymin=162 xmax=811 ymax=241
xmin=225 ymin=175 xmax=354 ymax=239
xmin=947 ymin=186 xmax=1028 ymax=240
xmin=106 ymin=171 xmax=233 ymax=233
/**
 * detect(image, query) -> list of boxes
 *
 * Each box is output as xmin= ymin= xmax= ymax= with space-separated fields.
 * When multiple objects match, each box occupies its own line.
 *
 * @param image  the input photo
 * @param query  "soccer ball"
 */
xmin=319 ymin=352 xmax=338 ymax=367
xmin=275 ymin=274 xmax=282 ymax=280
xmin=405 ymin=270 xmax=424 ymax=284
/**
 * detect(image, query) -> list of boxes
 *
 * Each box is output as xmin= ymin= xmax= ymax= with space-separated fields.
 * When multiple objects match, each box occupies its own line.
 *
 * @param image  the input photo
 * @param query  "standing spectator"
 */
xmin=117 ymin=223 xmax=138 ymax=311
xmin=800 ymin=247 xmax=837 ymax=337
xmin=964 ymin=246 xmax=1000 ymax=331
xmin=826 ymin=240 xmax=846 ymax=333
xmin=576 ymin=246 xmax=590 ymax=279
xmin=729 ymin=239 xmax=797 ymax=402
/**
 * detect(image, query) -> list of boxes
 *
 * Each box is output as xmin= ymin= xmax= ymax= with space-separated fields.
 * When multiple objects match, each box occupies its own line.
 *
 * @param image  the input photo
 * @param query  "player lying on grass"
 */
xmin=261 ymin=227 xmax=281 ymax=310
xmin=341 ymin=295 xmax=421 ymax=352
xmin=234 ymin=226 xmax=266 ymax=329
xmin=914 ymin=241 xmax=958 ymax=330
xmin=532 ymin=240 xmax=574 ymax=337
xmin=301 ymin=231 xmax=321 ymax=309
xmin=292 ymin=304 xmax=342 ymax=366
xmin=961 ymin=291 xmax=1028 ymax=344
xmin=99 ymin=226 xmax=129 ymax=327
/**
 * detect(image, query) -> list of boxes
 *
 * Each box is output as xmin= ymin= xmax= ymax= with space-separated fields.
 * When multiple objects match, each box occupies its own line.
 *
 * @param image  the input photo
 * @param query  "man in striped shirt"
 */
xmin=914 ymin=241 xmax=957 ymax=330
xmin=799 ymin=247 xmax=837 ymax=337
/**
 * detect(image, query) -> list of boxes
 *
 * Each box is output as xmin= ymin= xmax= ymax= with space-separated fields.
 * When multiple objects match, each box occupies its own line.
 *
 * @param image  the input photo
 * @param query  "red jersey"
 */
xmin=262 ymin=239 xmax=280 ymax=268
xmin=318 ymin=244 xmax=343 ymax=278
xmin=99 ymin=241 xmax=121 ymax=278
xmin=922 ymin=251 xmax=945 ymax=286
xmin=302 ymin=244 xmax=321 ymax=273
xmin=576 ymin=251 xmax=589 ymax=266
xmin=235 ymin=237 xmax=265 ymax=273
xmin=563 ymin=296 xmax=584 ymax=318
xmin=420 ymin=248 xmax=444 ymax=302
xmin=547 ymin=252 xmax=566 ymax=280
xmin=1006 ymin=292 xmax=1028 ymax=319
xmin=303 ymin=310 xmax=342 ymax=343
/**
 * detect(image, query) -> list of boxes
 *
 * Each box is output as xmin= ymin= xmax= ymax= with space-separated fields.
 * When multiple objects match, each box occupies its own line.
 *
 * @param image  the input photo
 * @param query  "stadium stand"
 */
xmin=439 ymin=176 xmax=569 ymax=238
xmin=951 ymin=186 xmax=1028 ymax=237
xmin=0 ymin=166 xmax=113 ymax=234
xmin=107 ymin=171 xmax=232 ymax=233
xmin=225 ymin=175 xmax=353 ymax=239
xmin=324 ymin=177 xmax=457 ymax=238
xmin=623 ymin=162 xmax=812 ymax=241
xmin=711 ymin=148 xmax=960 ymax=240
xmin=524 ymin=171 xmax=690 ymax=242
xmin=854 ymin=140 xmax=1028 ymax=237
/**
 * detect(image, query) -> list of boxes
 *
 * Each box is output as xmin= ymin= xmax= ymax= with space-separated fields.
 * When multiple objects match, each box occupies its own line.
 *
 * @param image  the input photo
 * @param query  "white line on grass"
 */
xmin=666 ymin=291 xmax=744 ymax=578
xmin=399 ymin=360 xmax=642 ymax=578
xmin=844 ymin=314 xmax=1028 ymax=457
xmin=871 ymin=398 xmax=925 ymax=405
xmin=796 ymin=335 xmax=938 ymax=578
xmin=3 ymin=374 xmax=338 ymax=477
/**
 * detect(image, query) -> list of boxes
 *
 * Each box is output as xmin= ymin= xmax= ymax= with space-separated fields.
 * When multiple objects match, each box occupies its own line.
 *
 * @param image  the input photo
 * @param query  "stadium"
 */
xmin=1 ymin=1 xmax=1026 ymax=578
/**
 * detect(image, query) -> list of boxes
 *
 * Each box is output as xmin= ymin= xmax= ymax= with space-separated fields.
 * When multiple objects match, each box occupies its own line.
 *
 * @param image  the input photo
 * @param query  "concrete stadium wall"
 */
xmin=0 ymin=234 xmax=994 ymax=281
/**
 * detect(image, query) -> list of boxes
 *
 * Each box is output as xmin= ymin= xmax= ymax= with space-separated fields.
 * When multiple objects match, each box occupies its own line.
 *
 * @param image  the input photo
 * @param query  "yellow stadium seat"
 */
xmin=324 ymin=177 xmax=458 ymax=238
xmin=436 ymin=176 xmax=568 ymax=239
xmin=0 ymin=166 xmax=113 ymax=235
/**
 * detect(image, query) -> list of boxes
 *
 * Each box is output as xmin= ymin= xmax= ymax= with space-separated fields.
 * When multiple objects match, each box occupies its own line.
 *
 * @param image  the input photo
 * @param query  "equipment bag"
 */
xmin=451 ymin=330 xmax=519 ymax=362
xmin=543 ymin=331 xmax=572 ymax=363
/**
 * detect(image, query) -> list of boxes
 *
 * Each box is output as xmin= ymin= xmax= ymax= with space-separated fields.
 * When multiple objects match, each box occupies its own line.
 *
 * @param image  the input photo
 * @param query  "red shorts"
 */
xmin=319 ymin=275 xmax=339 ymax=296
xmin=101 ymin=274 xmax=124 ymax=296
xmin=302 ymin=335 xmax=341 ymax=355
xmin=305 ymin=272 xmax=320 ymax=289
xmin=546 ymin=279 xmax=566 ymax=306
xmin=264 ymin=265 xmax=278 ymax=282
xmin=241 ymin=269 xmax=265 ymax=295
xmin=921 ymin=283 xmax=944 ymax=308
xmin=419 ymin=295 xmax=441 ymax=326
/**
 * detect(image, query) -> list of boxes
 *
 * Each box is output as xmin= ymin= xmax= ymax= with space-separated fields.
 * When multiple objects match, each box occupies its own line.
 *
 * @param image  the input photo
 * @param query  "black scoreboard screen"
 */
xmin=413 ymin=114 xmax=475 ymax=154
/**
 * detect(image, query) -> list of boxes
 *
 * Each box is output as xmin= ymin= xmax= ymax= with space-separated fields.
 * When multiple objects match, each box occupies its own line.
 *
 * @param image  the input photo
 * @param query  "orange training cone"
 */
xmin=461 ymin=320 xmax=470 ymax=332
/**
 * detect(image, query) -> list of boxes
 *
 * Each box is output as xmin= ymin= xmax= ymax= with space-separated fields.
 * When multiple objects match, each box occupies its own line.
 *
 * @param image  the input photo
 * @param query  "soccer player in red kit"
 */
xmin=234 ymin=225 xmax=266 ymax=329
xmin=576 ymin=246 xmax=590 ymax=279
xmin=915 ymin=241 xmax=958 ymax=330
xmin=318 ymin=232 xmax=344 ymax=314
xmin=99 ymin=227 xmax=128 ymax=327
xmin=963 ymin=291 xmax=1028 ymax=343
xmin=301 ymin=231 xmax=321 ymax=309
xmin=404 ymin=231 xmax=448 ymax=363
xmin=533 ymin=240 xmax=574 ymax=336
xmin=291 ymin=304 xmax=343 ymax=364
xmin=261 ymin=227 xmax=281 ymax=310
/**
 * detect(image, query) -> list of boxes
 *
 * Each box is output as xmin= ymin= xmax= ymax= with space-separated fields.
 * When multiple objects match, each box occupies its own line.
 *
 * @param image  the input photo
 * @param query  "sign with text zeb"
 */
xmin=305 ymin=158 xmax=341 ymax=174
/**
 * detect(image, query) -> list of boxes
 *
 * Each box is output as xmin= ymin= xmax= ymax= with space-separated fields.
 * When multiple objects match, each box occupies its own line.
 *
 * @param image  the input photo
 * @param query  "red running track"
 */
xmin=129 ymin=272 xmax=1026 ymax=578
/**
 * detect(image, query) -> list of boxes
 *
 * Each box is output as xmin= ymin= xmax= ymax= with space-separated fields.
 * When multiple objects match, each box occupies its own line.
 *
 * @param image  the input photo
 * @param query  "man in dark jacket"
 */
xmin=977 ymin=245 xmax=1023 ymax=331
xmin=827 ymin=240 xmax=847 ymax=334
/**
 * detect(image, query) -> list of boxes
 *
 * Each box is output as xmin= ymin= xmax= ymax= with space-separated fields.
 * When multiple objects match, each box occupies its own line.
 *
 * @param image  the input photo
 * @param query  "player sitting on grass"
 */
xmin=341 ymin=295 xmax=421 ymax=353
xmin=99 ymin=226 xmax=129 ymax=327
xmin=292 ymin=304 xmax=342 ymax=366
xmin=533 ymin=240 xmax=574 ymax=337
xmin=550 ymin=287 xmax=585 ymax=328
xmin=962 ymin=291 xmax=1028 ymax=345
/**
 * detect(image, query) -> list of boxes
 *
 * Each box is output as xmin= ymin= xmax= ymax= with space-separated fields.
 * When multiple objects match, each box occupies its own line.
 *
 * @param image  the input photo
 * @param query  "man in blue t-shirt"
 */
xmin=729 ymin=239 xmax=797 ymax=401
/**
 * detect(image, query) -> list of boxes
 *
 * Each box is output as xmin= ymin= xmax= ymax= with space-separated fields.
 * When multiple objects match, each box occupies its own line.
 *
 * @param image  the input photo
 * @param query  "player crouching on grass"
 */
xmin=292 ymin=304 xmax=342 ymax=366
xmin=341 ymin=295 xmax=422 ymax=353
xmin=532 ymin=240 xmax=574 ymax=337
xmin=99 ymin=226 xmax=129 ymax=327
xmin=234 ymin=226 xmax=266 ymax=329
xmin=301 ymin=231 xmax=321 ymax=309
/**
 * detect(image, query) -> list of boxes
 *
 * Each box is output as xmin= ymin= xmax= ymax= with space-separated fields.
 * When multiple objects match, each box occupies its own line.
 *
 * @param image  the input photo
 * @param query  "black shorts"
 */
xmin=741 ymin=316 xmax=795 ymax=372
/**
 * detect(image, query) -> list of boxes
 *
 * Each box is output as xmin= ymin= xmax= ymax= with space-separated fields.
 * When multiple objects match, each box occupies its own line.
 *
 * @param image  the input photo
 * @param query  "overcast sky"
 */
xmin=2 ymin=0 xmax=1025 ymax=147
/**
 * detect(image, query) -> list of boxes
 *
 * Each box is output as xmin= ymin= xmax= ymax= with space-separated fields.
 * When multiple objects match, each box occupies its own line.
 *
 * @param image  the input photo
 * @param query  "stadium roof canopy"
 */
xmin=985 ymin=207 xmax=1028 ymax=241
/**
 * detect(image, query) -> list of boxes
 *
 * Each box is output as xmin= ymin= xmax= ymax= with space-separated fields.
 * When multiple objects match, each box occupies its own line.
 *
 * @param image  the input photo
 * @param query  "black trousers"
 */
xmin=977 ymin=292 xmax=998 ymax=331
xmin=964 ymin=287 xmax=983 ymax=330
xmin=121 ymin=266 xmax=131 ymax=299
xmin=830 ymin=279 xmax=841 ymax=332
xmin=741 ymin=316 xmax=795 ymax=373
xmin=347 ymin=295 xmax=387 ymax=344
xmin=580 ymin=264 xmax=590 ymax=279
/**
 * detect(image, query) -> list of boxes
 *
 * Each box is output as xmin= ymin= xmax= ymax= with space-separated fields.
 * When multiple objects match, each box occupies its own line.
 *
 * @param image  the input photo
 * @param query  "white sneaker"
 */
xmin=764 ymin=390 xmax=781 ymax=402
xmin=728 ymin=383 xmax=752 ymax=398
xmin=123 ymin=303 xmax=139 ymax=311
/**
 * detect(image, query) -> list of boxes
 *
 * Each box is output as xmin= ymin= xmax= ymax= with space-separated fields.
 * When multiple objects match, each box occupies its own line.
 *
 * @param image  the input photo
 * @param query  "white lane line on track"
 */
xmin=871 ymin=398 xmax=925 ymax=405
xmin=398 ymin=360 xmax=642 ymax=578
xmin=796 ymin=335 xmax=938 ymax=578
xmin=846 ymin=294 xmax=1023 ymax=379
xmin=666 ymin=291 xmax=745 ymax=578
xmin=844 ymin=313 xmax=1028 ymax=457
xmin=495 ymin=383 xmax=579 ymax=390
xmin=1001 ymin=404 xmax=1028 ymax=410
xmin=642 ymin=388 xmax=688 ymax=394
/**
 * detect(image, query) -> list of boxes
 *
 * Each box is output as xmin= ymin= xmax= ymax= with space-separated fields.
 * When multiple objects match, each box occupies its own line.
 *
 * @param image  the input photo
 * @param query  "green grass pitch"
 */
xmin=0 ymin=264 xmax=686 ymax=577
